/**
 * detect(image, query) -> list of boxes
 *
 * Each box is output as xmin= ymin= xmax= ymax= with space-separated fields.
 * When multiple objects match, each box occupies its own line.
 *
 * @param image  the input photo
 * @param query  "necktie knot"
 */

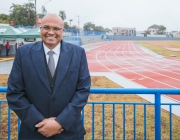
xmin=48 ymin=51 xmax=54 ymax=56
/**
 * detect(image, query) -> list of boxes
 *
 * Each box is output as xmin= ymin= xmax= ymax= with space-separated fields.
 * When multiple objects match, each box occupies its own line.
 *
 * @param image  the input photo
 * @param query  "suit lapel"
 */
xmin=30 ymin=42 xmax=51 ymax=93
xmin=53 ymin=41 xmax=73 ymax=95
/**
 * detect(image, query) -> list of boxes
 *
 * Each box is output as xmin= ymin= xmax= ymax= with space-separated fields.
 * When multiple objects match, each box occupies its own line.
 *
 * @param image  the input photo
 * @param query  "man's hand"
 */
xmin=35 ymin=117 xmax=64 ymax=137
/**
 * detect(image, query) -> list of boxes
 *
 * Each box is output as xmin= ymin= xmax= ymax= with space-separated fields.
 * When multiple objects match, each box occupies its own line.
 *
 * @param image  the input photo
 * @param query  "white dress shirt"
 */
xmin=43 ymin=43 xmax=61 ymax=68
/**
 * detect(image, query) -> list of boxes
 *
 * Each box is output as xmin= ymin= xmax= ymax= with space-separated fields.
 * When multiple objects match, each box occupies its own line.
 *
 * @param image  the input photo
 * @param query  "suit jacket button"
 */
xmin=49 ymin=96 xmax=52 ymax=100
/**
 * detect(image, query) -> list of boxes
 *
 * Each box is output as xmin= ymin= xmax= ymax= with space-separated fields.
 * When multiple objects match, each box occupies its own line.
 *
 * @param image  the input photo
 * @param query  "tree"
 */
xmin=148 ymin=24 xmax=166 ymax=35
xmin=145 ymin=30 xmax=150 ymax=34
xmin=83 ymin=22 xmax=95 ymax=31
xmin=71 ymin=25 xmax=78 ymax=30
xmin=148 ymin=24 xmax=160 ymax=29
xmin=69 ymin=19 xmax=73 ymax=26
xmin=104 ymin=28 xmax=112 ymax=32
xmin=64 ymin=22 xmax=70 ymax=29
xmin=94 ymin=26 xmax=104 ymax=32
xmin=24 ymin=3 xmax=35 ymax=19
xmin=9 ymin=4 xmax=25 ymax=25
xmin=37 ymin=6 xmax=47 ymax=18
xmin=41 ymin=6 xmax=47 ymax=16
xmin=9 ymin=3 xmax=36 ymax=26
xmin=59 ymin=11 xmax=66 ymax=21
xmin=159 ymin=25 xmax=166 ymax=34
xmin=0 ymin=14 xmax=9 ymax=24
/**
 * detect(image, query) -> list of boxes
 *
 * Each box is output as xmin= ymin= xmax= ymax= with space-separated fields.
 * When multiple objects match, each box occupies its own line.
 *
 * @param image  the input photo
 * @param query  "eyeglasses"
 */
xmin=40 ymin=26 xmax=63 ymax=32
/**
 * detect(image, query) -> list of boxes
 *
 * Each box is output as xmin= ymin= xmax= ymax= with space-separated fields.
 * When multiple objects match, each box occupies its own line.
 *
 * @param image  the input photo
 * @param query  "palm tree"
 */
xmin=59 ymin=10 xmax=66 ymax=20
xmin=41 ymin=6 xmax=47 ymax=16
xmin=24 ymin=3 xmax=35 ymax=19
xmin=9 ymin=4 xmax=23 ymax=25
xmin=10 ymin=3 xmax=18 ymax=10
xmin=9 ymin=3 xmax=19 ymax=20
xmin=69 ymin=19 xmax=73 ymax=26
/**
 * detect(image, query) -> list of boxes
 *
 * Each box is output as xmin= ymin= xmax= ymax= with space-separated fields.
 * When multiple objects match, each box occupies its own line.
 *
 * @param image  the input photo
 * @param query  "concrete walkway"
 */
xmin=0 ymin=60 xmax=13 ymax=74
xmin=0 ymin=55 xmax=15 ymax=62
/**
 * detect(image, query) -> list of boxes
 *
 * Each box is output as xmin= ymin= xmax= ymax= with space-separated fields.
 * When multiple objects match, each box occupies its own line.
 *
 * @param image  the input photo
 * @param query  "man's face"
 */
xmin=40 ymin=16 xmax=64 ymax=49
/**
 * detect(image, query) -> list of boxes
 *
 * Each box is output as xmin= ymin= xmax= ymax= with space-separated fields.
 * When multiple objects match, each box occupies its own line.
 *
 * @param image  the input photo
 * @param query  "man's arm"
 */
xmin=6 ymin=48 xmax=45 ymax=131
xmin=55 ymin=48 xmax=91 ymax=131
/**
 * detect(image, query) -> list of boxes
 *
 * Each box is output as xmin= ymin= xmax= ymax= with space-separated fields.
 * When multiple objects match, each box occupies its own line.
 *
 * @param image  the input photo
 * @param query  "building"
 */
xmin=147 ymin=28 xmax=159 ymax=35
xmin=168 ymin=31 xmax=180 ymax=38
xmin=112 ymin=27 xmax=136 ymax=36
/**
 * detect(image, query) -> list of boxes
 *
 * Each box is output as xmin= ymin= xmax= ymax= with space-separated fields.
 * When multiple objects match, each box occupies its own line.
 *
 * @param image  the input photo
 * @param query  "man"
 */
xmin=6 ymin=41 xmax=10 ymax=56
xmin=6 ymin=14 xmax=91 ymax=139
xmin=15 ymin=43 xmax=18 ymax=52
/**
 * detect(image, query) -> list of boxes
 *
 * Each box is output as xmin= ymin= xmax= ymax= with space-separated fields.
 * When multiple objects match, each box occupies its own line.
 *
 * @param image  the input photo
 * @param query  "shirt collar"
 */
xmin=43 ymin=43 xmax=61 ymax=55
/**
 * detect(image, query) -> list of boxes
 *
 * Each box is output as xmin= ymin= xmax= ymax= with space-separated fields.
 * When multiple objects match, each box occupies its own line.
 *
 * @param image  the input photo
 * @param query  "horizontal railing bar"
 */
xmin=90 ymin=88 xmax=180 ymax=94
xmin=87 ymin=102 xmax=154 ymax=105
xmin=0 ymin=87 xmax=7 ymax=92
xmin=0 ymin=100 xmax=7 ymax=102
xmin=1 ymin=87 xmax=180 ymax=94
xmin=1 ymin=101 xmax=180 ymax=105
xmin=87 ymin=102 xmax=180 ymax=105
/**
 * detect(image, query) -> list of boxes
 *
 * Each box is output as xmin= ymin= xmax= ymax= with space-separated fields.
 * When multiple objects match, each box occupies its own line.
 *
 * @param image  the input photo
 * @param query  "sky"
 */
xmin=0 ymin=0 xmax=180 ymax=32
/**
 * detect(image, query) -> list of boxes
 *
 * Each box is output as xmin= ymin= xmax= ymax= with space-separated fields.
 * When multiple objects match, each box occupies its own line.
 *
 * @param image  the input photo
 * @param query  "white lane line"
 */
xmin=100 ymin=41 xmax=178 ymax=88
xmin=83 ymin=42 xmax=113 ymax=52
xmin=114 ymin=42 xmax=180 ymax=87
xmin=91 ymin=41 xmax=179 ymax=88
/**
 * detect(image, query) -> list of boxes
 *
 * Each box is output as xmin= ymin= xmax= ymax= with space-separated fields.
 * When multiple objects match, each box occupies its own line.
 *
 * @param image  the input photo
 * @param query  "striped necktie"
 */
xmin=47 ymin=51 xmax=55 ymax=77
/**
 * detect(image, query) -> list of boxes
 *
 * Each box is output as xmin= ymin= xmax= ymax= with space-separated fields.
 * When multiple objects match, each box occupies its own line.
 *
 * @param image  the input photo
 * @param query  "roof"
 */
xmin=18 ymin=27 xmax=40 ymax=38
xmin=148 ymin=28 xmax=159 ymax=31
xmin=0 ymin=25 xmax=18 ymax=38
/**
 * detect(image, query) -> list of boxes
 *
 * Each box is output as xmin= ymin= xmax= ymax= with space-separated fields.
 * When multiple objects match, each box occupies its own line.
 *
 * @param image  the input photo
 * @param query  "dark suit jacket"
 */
xmin=6 ymin=40 xmax=91 ymax=139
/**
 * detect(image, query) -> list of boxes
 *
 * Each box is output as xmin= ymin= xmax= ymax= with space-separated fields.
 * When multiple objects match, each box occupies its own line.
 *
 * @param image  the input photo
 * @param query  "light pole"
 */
xmin=28 ymin=0 xmax=52 ymax=16
xmin=76 ymin=16 xmax=80 ymax=29
xmin=37 ymin=0 xmax=52 ymax=13
xmin=76 ymin=15 xmax=87 ymax=29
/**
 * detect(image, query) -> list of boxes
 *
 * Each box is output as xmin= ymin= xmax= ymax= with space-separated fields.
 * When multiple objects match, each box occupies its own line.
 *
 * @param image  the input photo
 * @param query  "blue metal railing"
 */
xmin=0 ymin=87 xmax=180 ymax=140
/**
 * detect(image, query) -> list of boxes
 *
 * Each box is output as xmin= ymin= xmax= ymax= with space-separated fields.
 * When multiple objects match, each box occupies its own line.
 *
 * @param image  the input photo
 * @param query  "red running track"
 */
xmin=86 ymin=41 xmax=180 ymax=101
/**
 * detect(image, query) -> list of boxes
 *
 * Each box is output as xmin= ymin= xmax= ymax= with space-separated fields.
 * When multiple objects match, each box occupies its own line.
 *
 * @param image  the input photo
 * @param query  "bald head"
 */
xmin=41 ymin=14 xmax=64 ymax=27
xmin=40 ymin=13 xmax=65 ymax=49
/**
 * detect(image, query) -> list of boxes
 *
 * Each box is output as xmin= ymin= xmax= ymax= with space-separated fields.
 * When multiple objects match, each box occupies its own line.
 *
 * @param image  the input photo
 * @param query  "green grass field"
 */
xmin=137 ymin=41 xmax=180 ymax=58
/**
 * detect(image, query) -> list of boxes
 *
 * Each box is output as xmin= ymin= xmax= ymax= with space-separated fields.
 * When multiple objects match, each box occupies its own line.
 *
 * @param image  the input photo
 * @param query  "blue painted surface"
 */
xmin=63 ymin=36 xmax=82 ymax=46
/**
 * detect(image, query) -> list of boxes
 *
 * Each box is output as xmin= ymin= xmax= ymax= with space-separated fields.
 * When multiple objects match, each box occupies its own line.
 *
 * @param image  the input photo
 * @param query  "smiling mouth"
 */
xmin=46 ymin=36 xmax=57 ymax=39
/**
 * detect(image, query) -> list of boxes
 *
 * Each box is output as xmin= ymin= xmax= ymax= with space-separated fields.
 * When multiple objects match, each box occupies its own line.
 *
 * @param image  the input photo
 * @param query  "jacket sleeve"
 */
xmin=6 ymin=48 xmax=45 ymax=131
xmin=55 ymin=48 xmax=91 ymax=131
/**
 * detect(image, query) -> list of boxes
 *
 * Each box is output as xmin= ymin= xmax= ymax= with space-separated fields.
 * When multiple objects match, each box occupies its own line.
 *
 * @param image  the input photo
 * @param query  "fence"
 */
xmin=0 ymin=87 xmax=180 ymax=140
xmin=63 ymin=36 xmax=82 ymax=46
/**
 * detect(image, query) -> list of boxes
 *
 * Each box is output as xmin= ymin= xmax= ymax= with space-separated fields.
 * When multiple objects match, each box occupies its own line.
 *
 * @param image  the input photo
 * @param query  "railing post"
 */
xmin=8 ymin=107 xmax=11 ymax=140
xmin=82 ymin=108 xmax=84 ymax=125
xmin=155 ymin=92 xmax=161 ymax=140
xmin=18 ymin=118 xmax=21 ymax=138
xmin=0 ymin=102 xmax=1 ymax=133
